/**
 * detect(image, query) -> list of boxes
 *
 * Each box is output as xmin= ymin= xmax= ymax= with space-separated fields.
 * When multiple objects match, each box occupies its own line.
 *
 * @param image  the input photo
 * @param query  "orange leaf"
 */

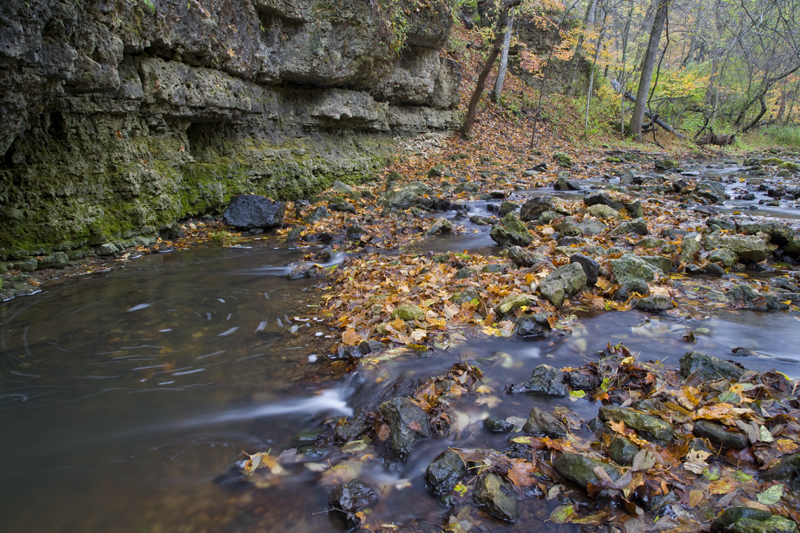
xmin=342 ymin=329 xmax=362 ymax=346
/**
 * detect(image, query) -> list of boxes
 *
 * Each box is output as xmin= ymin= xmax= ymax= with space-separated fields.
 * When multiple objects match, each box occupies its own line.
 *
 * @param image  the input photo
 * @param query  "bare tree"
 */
xmin=460 ymin=0 xmax=522 ymax=138
xmin=630 ymin=0 xmax=670 ymax=140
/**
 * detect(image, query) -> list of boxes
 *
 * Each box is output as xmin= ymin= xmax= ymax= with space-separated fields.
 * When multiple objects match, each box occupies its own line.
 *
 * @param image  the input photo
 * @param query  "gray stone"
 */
xmin=454 ymin=266 xmax=476 ymax=279
xmin=455 ymin=181 xmax=480 ymax=193
xmin=539 ymin=263 xmax=587 ymax=306
xmin=555 ymin=220 xmax=581 ymax=237
xmin=584 ymin=192 xmax=625 ymax=211
xmin=655 ymin=159 xmax=678 ymax=170
xmin=498 ymin=201 xmax=518 ymax=216
xmin=608 ymin=438 xmax=639 ymax=466
xmin=634 ymin=295 xmax=675 ymax=311
xmin=331 ymin=180 xmax=353 ymax=194
xmin=450 ymin=286 xmax=480 ymax=305
xmin=587 ymin=204 xmax=621 ymax=220
xmin=708 ymin=248 xmax=738 ymax=268
xmin=426 ymin=449 xmax=466 ymax=494
xmin=705 ymin=234 xmax=769 ymax=263
xmin=514 ymin=364 xmax=568 ymax=397
xmin=696 ymin=180 xmax=727 ymax=203
xmin=637 ymin=237 xmax=665 ymax=248
xmin=427 ymin=217 xmax=453 ymax=235
xmin=553 ymin=452 xmax=620 ymax=489
xmin=495 ymin=295 xmax=533 ymax=319
xmin=224 ymin=195 xmax=285 ymax=229
xmin=304 ymin=206 xmax=332 ymax=223
xmin=520 ymin=196 xmax=554 ymax=221
xmin=712 ymin=508 xmax=798 ymax=533
xmin=625 ymin=199 xmax=644 ymax=218
xmin=599 ymin=406 xmax=674 ymax=445
xmin=553 ymin=152 xmax=572 ymax=168
xmin=37 ymin=252 xmax=69 ymax=269
xmin=97 ymin=243 xmax=119 ymax=256
xmin=611 ymin=253 xmax=658 ymax=283
xmin=483 ymin=417 xmax=515 ymax=433
xmin=693 ymin=420 xmax=748 ymax=450
xmin=554 ymin=177 xmax=580 ymax=190
xmin=740 ymin=222 xmax=796 ymax=246
xmin=490 ymin=213 xmax=533 ymax=247
xmin=640 ymin=255 xmax=673 ymax=273
xmin=570 ymin=253 xmax=599 ymax=285
xmin=681 ymin=233 xmax=702 ymax=264
xmin=379 ymin=397 xmax=431 ymax=460
xmin=392 ymin=304 xmax=425 ymax=321
xmin=679 ymin=351 xmax=745 ymax=381
xmin=514 ymin=314 xmax=552 ymax=338
xmin=523 ymin=407 xmax=568 ymax=438
xmin=761 ymin=453 xmax=800 ymax=482
xmin=610 ymin=218 xmax=649 ymax=236
xmin=328 ymin=197 xmax=357 ymax=214
xmin=506 ymin=246 xmax=550 ymax=268
xmin=383 ymin=182 xmax=435 ymax=209
xmin=473 ymin=473 xmax=518 ymax=522
xmin=329 ymin=479 xmax=377 ymax=527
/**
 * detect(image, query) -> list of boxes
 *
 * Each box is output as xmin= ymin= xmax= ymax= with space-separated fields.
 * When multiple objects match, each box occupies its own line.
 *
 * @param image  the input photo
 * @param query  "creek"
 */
xmin=2 ymin=162 xmax=800 ymax=532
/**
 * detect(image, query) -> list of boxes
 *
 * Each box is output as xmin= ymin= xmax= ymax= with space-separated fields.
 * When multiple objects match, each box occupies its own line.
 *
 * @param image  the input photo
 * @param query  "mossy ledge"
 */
xmin=0 ymin=0 xmax=461 ymax=262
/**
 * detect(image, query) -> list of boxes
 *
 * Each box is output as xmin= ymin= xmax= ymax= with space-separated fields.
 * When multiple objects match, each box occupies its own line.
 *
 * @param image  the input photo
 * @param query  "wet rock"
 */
xmin=679 ymin=351 xmax=745 ymax=382
xmin=304 ymin=205 xmax=332 ymax=223
xmin=584 ymin=192 xmax=625 ymax=211
xmin=587 ymin=204 xmax=622 ymax=220
xmin=523 ymin=407 xmax=568 ymax=438
xmin=520 ymin=196 xmax=554 ymax=221
xmin=383 ymin=182 xmax=435 ymax=209
xmin=655 ymin=159 xmax=678 ymax=170
xmin=392 ymin=304 xmax=425 ymax=321
xmin=495 ymin=295 xmax=533 ymax=319
xmin=740 ymin=222 xmax=796 ymax=246
xmin=608 ymin=438 xmax=639 ymax=465
xmin=615 ymin=279 xmax=650 ymax=300
xmin=705 ymin=234 xmax=769 ymax=263
xmin=484 ymin=417 xmax=515 ymax=433
xmin=539 ymin=263 xmax=587 ymax=306
xmin=286 ymin=227 xmax=304 ymax=243
xmin=514 ymin=313 xmax=552 ymax=338
xmin=455 ymin=181 xmax=480 ymax=193
xmin=558 ymin=236 xmax=584 ymax=247
xmin=771 ymin=278 xmax=800 ymax=293
xmin=637 ymin=237 xmax=666 ymax=249
xmin=693 ymin=420 xmax=748 ymax=450
xmin=223 ymin=195 xmax=285 ymax=230
xmin=611 ymin=253 xmax=658 ymax=283
xmin=570 ymin=254 xmax=599 ymax=286
xmin=567 ymin=370 xmax=599 ymax=390
xmin=576 ymin=219 xmax=608 ymax=235
xmin=554 ymin=177 xmax=581 ymax=191
xmin=610 ymin=218 xmax=649 ymax=236
xmin=490 ymin=213 xmax=533 ymax=247
xmin=506 ymin=246 xmax=550 ymax=268
xmin=287 ymin=263 xmax=323 ymax=280
xmin=696 ymin=180 xmax=727 ymax=203
xmin=634 ymin=295 xmax=675 ymax=312
xmin=599 ymin=406 xmax=674 ymax=445
xmin=780 ymin=161 xmax=800 ymax=173
xmin=329 ymin=479 xmax=377 ymax=527
xmin=538 ymin=210 xmax=558 ymax=224
xmin=762 ymin=452 xmax=800 ymax=482
xmin=553 ymin=452 xmax=621 ymax=489
xmin=473 ymin=473 xmax=518 ymax=522
xmin=332 ymin=341 xmax=373 ymax=360
xmin=711 ymin=508 xmax=798 ymax=533
xmin=553 ymin=152 xmax=572 ymax=168
xmin=426 ymin=449 xmax=466 ymax=494
xmin=346 ymin=225 xmax=367 ymax=241
xmin=451 ymin=286 xmax=480 ymax=305
xmin=427 ymin=217 xmax=453 ymax=235
xmin=510 ymin=364 xmax=568 ymax=397
xmin=707 ymin=217 xmax=736 ymax=231
xmin=708 ymin=248 xmax=738 ymax=268
xmin=497 ymin=201 xmax=517 ymax=216
xmin=379 ymin=397 xmax=431 ymax=460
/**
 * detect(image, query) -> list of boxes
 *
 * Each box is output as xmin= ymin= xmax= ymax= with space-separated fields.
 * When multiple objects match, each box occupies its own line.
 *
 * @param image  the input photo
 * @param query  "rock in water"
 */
xmin=426 ymin=449 xmax=466 ymax=494
xmin=538 ymin=263 xmax=587 ymax=306
xmin=553 ymin=452 xmax=620 ymax=490
xmin=473 ymin=473 xmax=518 ymax=522
xmin=523 ymin=407 xmax=568 ymax=438
xmin=223 ymin=195 xmax=285 ymax=229
xmin=379 ymin=397 xmax=430 ymax=460
xmin=329 ymin=479 xmax=377 ymax=528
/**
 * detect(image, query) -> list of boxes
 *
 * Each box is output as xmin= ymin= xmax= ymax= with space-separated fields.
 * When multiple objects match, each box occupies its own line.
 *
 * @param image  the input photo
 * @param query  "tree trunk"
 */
xmin=491 ymin=10 xmax=515 ymax=101
xmin=740 ymin=95 xmax=768 ymax=133
xmin=619 ymin=0 xmax=634 ymax=135
xmin=460 ymin=0 xmax=521 ymax=138
xmin=629 ymin=0 xmax=669 ymax=141
xmin=565 ymin=0 xmax=598 ymax=96
xmin=584 ymin=8 xmax=607 ymax=130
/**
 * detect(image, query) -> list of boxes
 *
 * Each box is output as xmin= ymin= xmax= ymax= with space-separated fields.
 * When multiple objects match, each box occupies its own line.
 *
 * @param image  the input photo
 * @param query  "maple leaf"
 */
xmin=507 ymin=459 xmax=538 ymax=487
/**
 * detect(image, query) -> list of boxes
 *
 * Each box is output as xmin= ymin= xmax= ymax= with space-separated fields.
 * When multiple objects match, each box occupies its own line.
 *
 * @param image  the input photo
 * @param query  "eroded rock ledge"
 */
xmin=0 ymin=0 xmax=461 ymax=257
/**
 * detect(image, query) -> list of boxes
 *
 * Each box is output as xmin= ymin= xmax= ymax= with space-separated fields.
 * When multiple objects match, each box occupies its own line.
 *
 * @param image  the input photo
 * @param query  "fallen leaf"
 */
xmin=342 ymin=329 xmax=362 ymax=345
xmin=757 ymin=483 xmax=784 ymax=505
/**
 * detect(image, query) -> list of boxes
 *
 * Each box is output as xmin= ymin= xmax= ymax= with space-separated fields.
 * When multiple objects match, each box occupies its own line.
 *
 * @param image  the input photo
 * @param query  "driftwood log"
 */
xmin=696 ymin=129 xmax=736 ymax=146
xmin=611 ymin=79 xmax=687 ymax=140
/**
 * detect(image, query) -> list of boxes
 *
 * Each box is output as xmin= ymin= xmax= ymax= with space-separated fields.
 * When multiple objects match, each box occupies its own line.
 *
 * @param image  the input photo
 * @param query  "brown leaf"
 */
xmin=507 ymin=459 xmax=538 ymax=487
xmin=688 ymin=489 xmax=704 ymax=508
xmin=342 ymin=329 xmax=362 ymax=346
xmin=709 ymin=478 xmax=737 ymax=495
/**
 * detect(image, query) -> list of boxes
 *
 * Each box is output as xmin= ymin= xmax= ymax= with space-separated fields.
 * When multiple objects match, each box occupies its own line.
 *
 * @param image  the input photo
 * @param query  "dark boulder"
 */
xmin=223 ymin=195 xmax=285 ymax=229
xmin=379 ymin=397 xmax=431 ymax=460
xmin=426 ymin=449 xmax=466 ymax=494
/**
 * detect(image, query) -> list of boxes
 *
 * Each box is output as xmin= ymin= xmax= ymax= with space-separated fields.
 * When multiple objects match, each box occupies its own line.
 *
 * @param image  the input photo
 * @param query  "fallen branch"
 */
xmin=610 ymin=79 xmax=686 ymax=140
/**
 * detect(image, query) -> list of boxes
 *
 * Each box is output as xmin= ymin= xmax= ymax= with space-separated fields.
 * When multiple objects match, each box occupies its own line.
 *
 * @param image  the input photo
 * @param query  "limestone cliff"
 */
xmin=0 ymin=0 xmax=461 ymax=258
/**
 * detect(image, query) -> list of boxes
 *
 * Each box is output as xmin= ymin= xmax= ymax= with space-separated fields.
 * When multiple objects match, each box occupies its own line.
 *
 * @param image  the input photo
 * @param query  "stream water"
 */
xmin=2 ymin=162 xmax=800 ymax=532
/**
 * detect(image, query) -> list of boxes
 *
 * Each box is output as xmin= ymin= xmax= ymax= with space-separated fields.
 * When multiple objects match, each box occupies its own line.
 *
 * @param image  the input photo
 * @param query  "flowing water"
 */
xmin=3 ymin=162 xmax=800 ymax=532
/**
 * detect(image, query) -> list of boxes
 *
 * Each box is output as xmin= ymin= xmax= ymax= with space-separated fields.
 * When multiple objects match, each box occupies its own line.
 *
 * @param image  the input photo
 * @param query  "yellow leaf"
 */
xmin=709 ymin=479 xmax=736 ymax=494
xmin=689 ymin=489 xmax=704 ymax=508
xmin=342 ymin=329 xmax=362 ymax=345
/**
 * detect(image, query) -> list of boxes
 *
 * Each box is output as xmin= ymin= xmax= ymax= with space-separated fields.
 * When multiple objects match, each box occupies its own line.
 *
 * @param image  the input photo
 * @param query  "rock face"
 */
xmin=223 ymin=195 xmax=285 ymax=229
xmin=473 ymin=473 xmax=518 ymax=522
xmin=0 ymin=0 xmax=461 ymax=254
